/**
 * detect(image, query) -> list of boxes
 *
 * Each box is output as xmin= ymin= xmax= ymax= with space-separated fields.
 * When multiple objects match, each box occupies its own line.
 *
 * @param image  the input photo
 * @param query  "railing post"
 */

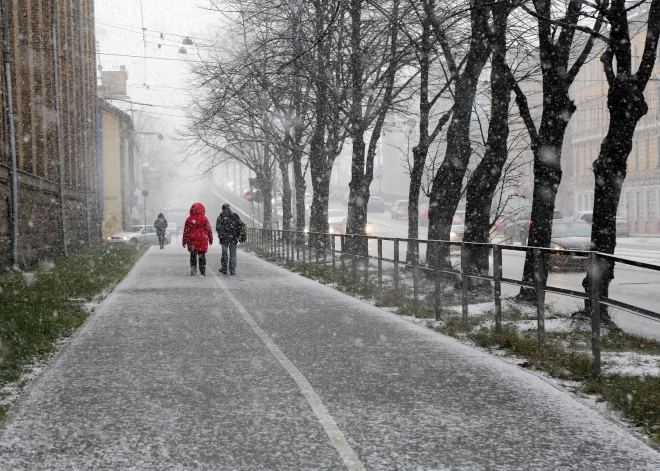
xmin=589 ymin=252 xmax=602 ymax=377
xmin=296 ymin=232 xmax=300 ymax=261
xmin=323 ymin=234 xmax=328 ymax=266
xmin=377 ymin=238 xmax=383 ymax=300
xmin=364 ymin=241 xmax=369 ymax=287
xmin=413 ymin=240 xmax=419 ymax=316
xmin=352 ymin=239 xmax=358 ymax=286
xmin=534 ymin=248 xmax=545 ymax=349
xmin=332 ymin=235 xmax=336 ymax=271
xmin=493 ymin=244 xmax=503 ymax=334
xmin=461 ymin=242 xmax=468 ymax=324
xmin=394 ymin=239 xmax=400 ymax=303
xmin=315 ymin=233 xmax=319 ymax=265
xmin=286 ymin=232 xmax=290 ymax=264
xmin=340 ymin=234 xmax=346 ymax=281
xmin=434 ymin=241 xmax=442 ymax=321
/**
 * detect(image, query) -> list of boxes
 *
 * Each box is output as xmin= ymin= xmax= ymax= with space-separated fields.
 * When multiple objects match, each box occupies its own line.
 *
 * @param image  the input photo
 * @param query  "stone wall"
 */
xmin=0 ymin=0 xmax=98 ymax=270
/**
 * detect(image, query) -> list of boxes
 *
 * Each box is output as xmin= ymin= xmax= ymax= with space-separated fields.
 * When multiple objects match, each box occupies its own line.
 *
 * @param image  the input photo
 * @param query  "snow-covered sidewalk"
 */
xmin=0 ymin=246 xmax=658 ymax=469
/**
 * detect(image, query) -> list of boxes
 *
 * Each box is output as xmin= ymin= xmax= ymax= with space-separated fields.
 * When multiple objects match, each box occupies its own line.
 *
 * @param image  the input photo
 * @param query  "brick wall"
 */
xmin=0 ymin=0 xmax=98 ymax=270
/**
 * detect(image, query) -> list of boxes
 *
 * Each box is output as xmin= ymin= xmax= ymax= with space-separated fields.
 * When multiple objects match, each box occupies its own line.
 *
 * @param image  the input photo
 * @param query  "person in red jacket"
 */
xmin=182 ymin=202 xmax=213 ymax=276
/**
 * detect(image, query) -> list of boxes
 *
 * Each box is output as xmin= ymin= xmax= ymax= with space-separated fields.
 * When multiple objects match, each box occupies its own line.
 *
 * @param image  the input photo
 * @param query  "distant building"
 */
xmin=560 ymin=5 xmax=660 ymax=234
xmin=97 ymin=70 xmax=139 ymax=239
xmin=0 ymin=0 xmax=98 ymax=269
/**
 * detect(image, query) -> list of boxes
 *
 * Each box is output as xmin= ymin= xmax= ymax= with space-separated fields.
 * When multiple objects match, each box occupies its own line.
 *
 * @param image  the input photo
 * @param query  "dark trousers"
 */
xmin=157 ymin=233 xmax=166 ymax=248
xmin=221 ymin=244 xmax=237 ymax=273
xmin=190 ymin=252 xmax=206 ymax=275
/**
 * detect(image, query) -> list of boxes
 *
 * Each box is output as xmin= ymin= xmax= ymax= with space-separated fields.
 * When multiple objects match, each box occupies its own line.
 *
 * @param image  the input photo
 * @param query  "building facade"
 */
xmin=96 ymin=69 xmax=140 ymax=240
xmin=0 ymin=0 xmax=98 ymax=269
xmin=97 ymin=99 xmax=137 ymax=240
xmin=560 ymin=7 xmax=660 ymax=234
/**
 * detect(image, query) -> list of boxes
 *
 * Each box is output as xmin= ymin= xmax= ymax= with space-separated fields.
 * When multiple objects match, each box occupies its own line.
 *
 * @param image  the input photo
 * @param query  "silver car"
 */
xmin=390 ymin=200 xmax=408 ymax=219
xmin=107 ymin=225 xmax=171 ymax=246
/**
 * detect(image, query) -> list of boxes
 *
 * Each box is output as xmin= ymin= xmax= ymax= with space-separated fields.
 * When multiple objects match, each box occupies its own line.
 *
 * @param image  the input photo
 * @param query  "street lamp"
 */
xmin=142 ymin=189 xmax=149 ymax=245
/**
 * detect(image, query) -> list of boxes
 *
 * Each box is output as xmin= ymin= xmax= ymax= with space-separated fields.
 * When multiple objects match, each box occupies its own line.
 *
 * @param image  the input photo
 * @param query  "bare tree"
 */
xmin=511 ymin=0 xmax=605 ymax=301
xmin=425 ymin=0 xmax=492 ymax=268
xmin=582 ymin=0 xmax=660 ymax=322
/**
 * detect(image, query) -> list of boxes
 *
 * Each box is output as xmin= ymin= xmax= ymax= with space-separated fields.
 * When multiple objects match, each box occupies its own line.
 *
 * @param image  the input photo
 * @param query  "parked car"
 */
xmin=327 ymin=208 xmax=347 ymax=234
xmin=390 ymin=200 xmax=409 ymax=219
xmin=548 ymin=220 xmax=592 ymax=271
xmin=107 ymin=225 xmax=171 ymax=246
xmin=417 ymin=206 xmax=466 ymax=239
xmin=341 ymin=217 xmax=373 ymax=235
xmin=367 ymin=196 xmax=385 ymax=212
xmin=329 ymin=191 xmax=343 ymax=202
xmin=571 ymin=210 xmax=630 ymax=237
xmin=502 ymin=209 xmax=563 ymax=244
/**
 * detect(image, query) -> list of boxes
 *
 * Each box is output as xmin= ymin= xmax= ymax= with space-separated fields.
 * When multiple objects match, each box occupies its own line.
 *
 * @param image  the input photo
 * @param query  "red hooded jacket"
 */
xmin=182 ymin=203 xmax=213 ymax=253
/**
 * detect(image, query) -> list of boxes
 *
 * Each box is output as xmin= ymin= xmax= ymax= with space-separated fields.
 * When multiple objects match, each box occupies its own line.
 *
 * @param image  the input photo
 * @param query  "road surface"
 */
xmin=0 ymin=246 xmax=658 ymax=469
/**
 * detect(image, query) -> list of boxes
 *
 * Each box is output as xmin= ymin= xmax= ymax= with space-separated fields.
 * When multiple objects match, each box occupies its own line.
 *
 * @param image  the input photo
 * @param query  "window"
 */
xmin=649 ymin=190 xmax=658 ymax=220
xmin=645 ymin=134 xmax=650 ymax=169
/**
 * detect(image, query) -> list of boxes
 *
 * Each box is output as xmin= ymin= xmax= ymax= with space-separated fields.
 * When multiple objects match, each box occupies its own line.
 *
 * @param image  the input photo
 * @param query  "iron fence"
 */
xmin=246 ymin=228 xmax=660 ymax=377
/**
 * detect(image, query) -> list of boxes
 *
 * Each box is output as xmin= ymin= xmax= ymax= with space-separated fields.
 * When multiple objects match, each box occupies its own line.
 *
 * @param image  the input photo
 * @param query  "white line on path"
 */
xmin=213 ymin=275 xmax=366 ymax=471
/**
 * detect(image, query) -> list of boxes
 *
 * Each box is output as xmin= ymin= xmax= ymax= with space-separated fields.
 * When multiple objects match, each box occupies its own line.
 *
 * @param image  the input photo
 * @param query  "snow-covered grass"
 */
xmin=0 ymin=245 xmax=146 ymax=421
xmin=247 ymin=240 xmax=660 ymax=444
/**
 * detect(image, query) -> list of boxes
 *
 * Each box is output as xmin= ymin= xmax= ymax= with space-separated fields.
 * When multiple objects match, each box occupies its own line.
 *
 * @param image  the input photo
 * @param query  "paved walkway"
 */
xmin=1 ymin=246 xmax=659 ymax=470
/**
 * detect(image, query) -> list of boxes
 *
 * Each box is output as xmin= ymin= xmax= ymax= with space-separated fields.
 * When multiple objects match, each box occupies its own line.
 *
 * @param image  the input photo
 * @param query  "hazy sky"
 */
xmin=94 ymin=0 xmax=221 ymax=133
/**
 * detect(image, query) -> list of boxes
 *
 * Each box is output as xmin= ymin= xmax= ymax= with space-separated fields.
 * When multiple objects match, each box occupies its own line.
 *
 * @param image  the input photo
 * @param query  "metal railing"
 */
xmin=246 ymin=228 xmax=660 ymax=377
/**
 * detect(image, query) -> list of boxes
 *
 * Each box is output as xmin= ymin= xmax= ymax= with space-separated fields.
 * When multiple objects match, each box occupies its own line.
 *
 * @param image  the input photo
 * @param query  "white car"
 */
xmin=107 ymin=225 xmax=171 ymax=246
xmin=571 ymin=210 xmax=629 ymax=237
xmin=328 ymin=209 xmax=347 ymax=234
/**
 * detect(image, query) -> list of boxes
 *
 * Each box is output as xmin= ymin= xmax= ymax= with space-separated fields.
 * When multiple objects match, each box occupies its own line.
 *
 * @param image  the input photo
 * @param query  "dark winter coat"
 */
xmin=154 ymin=215 xmax=168 ymax=235
xmin=216 ymin=208 xmax=242 ymax=245
xmin=182 ymin=203 xmax=213 ymax=253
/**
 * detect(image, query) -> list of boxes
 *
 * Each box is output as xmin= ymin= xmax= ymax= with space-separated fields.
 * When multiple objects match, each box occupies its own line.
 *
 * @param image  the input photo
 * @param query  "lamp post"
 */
xmin=142 ymin=190 xmax=149 ymax=244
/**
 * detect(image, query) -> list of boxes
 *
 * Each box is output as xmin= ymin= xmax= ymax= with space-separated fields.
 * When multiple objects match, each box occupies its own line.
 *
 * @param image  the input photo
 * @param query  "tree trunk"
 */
xmin=582 ymin=82 xmax=643 ymax=320
xmin=464 ymin=5 xmax=511 ymax=281
xmin=581 ymin=0 xmax=660 ymax=320
xmin=406 ymin=145 xmax=427 ymax=263
xmin=518 ymin=110 xmax=573 ymax=300
xmin=279 ymin=157 xmax=293 ymax=234
xmin=426 ymin=0 xmax=491 ymax=268
xmin=405 ymin=6 xmax=431 ymax=265
xmin=292 ymin=149 xmax=306 ymax=233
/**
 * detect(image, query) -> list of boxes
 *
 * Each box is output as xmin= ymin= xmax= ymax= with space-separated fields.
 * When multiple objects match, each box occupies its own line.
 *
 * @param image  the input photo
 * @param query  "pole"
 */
xmin=534 ymin=248 xmax=545 ymax=349
xmin=144 ymin=196 xmax=147 ymax=244
xmin=76 ymin=0 xmax=91 ymax=246
xmin=493 ymin=244 xmax=503 ymax=334
xmin=589 ymin=252 xmax=602 ymax=377
xmin=142 ymin=190 xmax=148 ymax=245
xmin=52 ymin=0 xmax=69 ymax=257
xmin=461 ymin=242 xmax=468 ymax=324
xmin=2 ymin=0 xmax=19 ymax=268
xmin=434 ymin=241 xmax=442 ymax=321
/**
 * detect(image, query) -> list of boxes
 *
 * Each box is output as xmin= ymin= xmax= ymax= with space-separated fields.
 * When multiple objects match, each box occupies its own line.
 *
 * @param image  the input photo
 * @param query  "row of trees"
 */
xmin=187 ymin=0 xmax=660 ymax=316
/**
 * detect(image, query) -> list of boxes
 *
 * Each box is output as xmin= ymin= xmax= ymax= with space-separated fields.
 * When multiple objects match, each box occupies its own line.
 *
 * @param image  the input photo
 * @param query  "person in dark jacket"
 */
xmin=216 ymin=203 xmax=242 ymax=275
xmin=182 ymin=203 xmax=213 ymax=276
xmin=154 ymin=213 xmax=168 ymax=249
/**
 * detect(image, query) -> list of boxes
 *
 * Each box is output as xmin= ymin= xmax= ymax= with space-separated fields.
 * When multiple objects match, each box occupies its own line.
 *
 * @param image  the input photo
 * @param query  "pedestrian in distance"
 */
xmin=216 ymin=203 xmax=244 ymax=275
xmin=154 ymin=213 xmax=168 ymax=249
xmin=182 ymin=202 xmax=213 ymax=276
